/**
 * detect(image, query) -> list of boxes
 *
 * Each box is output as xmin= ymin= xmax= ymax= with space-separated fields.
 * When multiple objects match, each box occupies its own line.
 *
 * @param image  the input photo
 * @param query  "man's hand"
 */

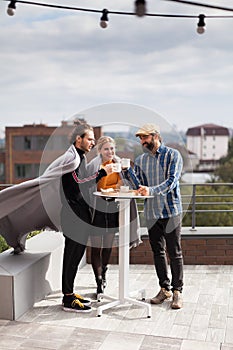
xmin=138 ymin=185 xmax=150 ymax=196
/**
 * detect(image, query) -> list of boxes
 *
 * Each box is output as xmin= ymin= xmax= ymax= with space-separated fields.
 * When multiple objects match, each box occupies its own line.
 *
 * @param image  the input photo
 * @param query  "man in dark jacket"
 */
xmin=60 ymin=122 xmax=114 ymax=313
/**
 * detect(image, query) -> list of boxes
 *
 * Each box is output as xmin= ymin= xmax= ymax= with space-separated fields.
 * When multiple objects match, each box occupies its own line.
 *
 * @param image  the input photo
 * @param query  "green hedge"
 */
xmin=0 ymin=235 xmax=9 ymax=253
xmin=0 ymin=231 xmax=41 ymax=254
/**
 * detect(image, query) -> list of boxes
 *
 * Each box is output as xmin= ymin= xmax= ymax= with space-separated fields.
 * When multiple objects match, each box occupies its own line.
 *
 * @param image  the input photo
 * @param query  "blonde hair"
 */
xmin=97 ymin=136 xmax=115 ymax=153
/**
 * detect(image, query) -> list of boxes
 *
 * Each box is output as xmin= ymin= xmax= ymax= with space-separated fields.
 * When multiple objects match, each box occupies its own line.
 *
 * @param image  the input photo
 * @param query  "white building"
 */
xmin=186 ymin=123 xmax=230 ymax=171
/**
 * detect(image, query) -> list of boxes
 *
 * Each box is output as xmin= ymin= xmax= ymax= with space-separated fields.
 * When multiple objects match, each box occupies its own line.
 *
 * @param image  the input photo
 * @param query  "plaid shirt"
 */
xmin=134 ymin=144 xmax=183 ymax=220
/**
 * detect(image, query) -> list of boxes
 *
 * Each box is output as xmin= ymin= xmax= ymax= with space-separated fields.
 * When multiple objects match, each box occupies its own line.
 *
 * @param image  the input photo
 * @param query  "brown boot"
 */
xmin=150 ymin=288 xmax=172 ymax=304
xmin=171 ymin=290 xmax=183 ymax=309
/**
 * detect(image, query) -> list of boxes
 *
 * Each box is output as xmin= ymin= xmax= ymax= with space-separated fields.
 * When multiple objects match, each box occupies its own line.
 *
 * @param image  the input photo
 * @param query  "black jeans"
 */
xmin=61 ymin=203 xmax=90 ymax=294
xmin=147 ymin=215 xmax=183 ymax=292
xmin=62 ymin=235 xmax=88 ymax=294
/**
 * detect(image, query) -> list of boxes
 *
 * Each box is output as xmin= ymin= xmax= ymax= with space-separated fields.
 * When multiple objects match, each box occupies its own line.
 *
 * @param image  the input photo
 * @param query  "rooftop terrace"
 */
xmin=1 ymin=264 xmax=233 ymax=350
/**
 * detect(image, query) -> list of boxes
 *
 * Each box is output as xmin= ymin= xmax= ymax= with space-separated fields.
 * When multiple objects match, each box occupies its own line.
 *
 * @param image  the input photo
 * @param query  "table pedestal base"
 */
xmin=96 ymin=290 xmax=151 ymax=318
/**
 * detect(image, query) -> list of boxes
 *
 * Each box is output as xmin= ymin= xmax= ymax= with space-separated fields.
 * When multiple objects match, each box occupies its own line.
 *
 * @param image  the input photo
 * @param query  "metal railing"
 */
xmin=181 ymin=183 xmax=233 ymax=230
xmin=1 ymin=182 xmax=233 ymax=231
xmin=136 ymin=182 xmax=233 ymax=230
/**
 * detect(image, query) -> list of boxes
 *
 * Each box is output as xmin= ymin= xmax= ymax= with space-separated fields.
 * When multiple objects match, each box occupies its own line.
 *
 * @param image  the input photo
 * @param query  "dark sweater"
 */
xmin=61 ymin=147 xmax=106 ymax=222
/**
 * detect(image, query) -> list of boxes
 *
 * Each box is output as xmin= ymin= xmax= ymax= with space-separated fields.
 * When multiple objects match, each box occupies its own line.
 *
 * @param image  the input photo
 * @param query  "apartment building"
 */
xmin=1 ymin=121 xmax=101 ymax=185
xmin=186 ymin=123 xmax=230 ymax=171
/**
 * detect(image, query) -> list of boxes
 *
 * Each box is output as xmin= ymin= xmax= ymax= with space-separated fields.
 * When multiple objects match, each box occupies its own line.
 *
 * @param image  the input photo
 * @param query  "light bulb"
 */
xmin=100 ymin=20 xmax=108 ymax=28
xmin=197 ymin=26 xmax=205 ymax=34
xmin=7 ymin=1 xmax=16 ymax=16
xmin=100 ymin=9 xmax=109 ymax=29
xmin=197 ymin=14 xmax=206 ymax=35
xmin=7 ymin=7 xmax=15 ymax=16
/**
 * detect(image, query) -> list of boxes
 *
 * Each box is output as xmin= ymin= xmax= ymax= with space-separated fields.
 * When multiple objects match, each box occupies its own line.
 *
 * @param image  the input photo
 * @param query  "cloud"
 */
xmin=0 ymin=0 xmax=233 ymax=132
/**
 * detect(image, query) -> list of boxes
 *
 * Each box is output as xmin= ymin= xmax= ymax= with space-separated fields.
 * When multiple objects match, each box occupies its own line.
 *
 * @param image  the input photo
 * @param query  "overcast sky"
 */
xmin=0 ymin=0 xmax=233 ymax=137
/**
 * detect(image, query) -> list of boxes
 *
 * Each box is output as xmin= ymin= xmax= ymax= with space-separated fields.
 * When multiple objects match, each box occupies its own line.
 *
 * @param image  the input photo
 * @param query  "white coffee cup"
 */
xmin=121 ymin=158 xmax=130 ymax=169
xmin=120 ymin=186 xmax=129 ymax=193
xmin=113 ymin=163 xmax=122 ymax=173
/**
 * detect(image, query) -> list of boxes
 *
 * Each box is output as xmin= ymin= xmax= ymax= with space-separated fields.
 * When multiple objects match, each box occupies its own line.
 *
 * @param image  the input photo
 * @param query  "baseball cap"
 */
xmin=135 ymin=123 xmax=160 ymax=137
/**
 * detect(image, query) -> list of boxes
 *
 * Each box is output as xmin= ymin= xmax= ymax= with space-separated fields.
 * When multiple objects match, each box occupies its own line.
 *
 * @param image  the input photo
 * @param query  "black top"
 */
xmin=61 ymin=147 xmax=106 ymax=221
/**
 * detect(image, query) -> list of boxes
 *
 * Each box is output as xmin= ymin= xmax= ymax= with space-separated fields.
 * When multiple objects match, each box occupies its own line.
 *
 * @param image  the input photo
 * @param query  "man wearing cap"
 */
xmin=134 ymin=123 xmax=184 ymax=309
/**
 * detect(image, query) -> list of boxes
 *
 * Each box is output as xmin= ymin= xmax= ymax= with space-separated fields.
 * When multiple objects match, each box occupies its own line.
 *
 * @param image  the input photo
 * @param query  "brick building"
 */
xmin=1 ymin=121 xmax=101 ymax=185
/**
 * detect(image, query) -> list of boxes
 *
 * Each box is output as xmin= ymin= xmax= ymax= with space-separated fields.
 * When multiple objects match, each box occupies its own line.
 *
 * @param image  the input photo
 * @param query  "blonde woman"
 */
xmin=87 ymin=136 xmax=122 ymax=298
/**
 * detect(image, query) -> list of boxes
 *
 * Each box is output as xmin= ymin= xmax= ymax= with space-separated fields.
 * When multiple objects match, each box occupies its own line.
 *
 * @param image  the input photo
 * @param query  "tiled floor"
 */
xmin=1 ymin=265 xmax=233 ymax=349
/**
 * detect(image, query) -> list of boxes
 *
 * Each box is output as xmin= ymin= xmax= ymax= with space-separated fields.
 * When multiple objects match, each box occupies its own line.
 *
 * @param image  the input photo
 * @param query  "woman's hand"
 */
xmin=103 ymin=163 xmax=115 ymax=175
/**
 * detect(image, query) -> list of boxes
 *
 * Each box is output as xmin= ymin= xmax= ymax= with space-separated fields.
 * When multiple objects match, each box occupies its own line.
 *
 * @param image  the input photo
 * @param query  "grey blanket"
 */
xmin=0 ymin=145 xmax=80 ymax=253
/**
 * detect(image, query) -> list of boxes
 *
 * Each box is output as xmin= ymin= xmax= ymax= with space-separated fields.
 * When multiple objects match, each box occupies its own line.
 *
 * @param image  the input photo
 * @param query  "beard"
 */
xmin=142 ymin=140 xmax=155 ymax=152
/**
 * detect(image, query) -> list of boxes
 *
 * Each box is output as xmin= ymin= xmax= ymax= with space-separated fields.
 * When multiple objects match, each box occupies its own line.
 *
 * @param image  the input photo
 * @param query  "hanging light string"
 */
xmin=5 ymin=0 xmax=233 ymax=34
xmin=164 ymin=0 xmax=233 ymax=13
xmin=5 ymin=0 xmax=233 ymax=16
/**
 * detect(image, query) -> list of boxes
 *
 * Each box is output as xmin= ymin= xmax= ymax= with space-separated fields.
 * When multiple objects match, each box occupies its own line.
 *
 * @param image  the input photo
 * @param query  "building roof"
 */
xmin=186 ymin=123 xmax=230 ymax=137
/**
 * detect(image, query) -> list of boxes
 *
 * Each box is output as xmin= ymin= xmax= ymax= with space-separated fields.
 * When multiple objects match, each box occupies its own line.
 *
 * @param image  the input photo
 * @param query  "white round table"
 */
xmin=93 ymin=191 xmax=152 ymax=318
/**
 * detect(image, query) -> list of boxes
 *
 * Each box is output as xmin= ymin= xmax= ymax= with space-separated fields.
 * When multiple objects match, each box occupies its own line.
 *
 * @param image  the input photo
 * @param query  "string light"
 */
xmin=164 ymin=0 xmax=233 ymax=13
xmin=197 ymin=14 xmax=205 ymax=34
xmin=100 ymin=9 xmax=109 ymax=29
xmin=135 ymin=0 xmax=146 ymax=17
xmin=7 ymin=0 xmax=16 ymax=16
xmin=4 ymin=0 xmax=233 ymax=35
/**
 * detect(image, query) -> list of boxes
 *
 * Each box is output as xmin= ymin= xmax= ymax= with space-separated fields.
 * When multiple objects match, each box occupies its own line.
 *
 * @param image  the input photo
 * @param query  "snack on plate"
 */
xmin=100 ymin=188 xmax=115 ymax=194
xmin=100 ymin=188 xmax=141 ymax=196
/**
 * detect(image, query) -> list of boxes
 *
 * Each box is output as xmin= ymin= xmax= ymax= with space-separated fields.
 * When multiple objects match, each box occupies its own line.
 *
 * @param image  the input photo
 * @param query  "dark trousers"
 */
xmin=62 ymin=235 xmax=88 ymax=295
xmin=147 ymin=215 xmax=183 ymax=292
xmin=60 ymin=204 xmax=90 ymax=294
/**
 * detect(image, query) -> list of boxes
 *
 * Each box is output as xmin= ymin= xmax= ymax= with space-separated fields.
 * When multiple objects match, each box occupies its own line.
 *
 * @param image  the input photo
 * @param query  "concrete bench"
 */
xmin=0 ymin=231 xmax=66 ymax=320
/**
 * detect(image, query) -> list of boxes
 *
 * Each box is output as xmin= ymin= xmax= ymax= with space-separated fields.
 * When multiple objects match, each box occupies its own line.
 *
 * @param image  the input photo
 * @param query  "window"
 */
xmin=36 ymin=136 xmax=50 ymax=150
xmin=45 ymin=135 xmax=69 ymax=150
xmin=15 ymin=164 xmax=40 ymax=179
xmin=15 ymin=164 xmax=32 ymax=178
xmin=13 ymin=136 xmax=31 ymax=150
xmin=13 ymin=136 xmax=24 ymax=150
xmin=24 ymin=136 xmax=32 ymax=150
xmin=13 ymin=135 xmax=50 ymax=151
xmin=0 ymin=163 xmax=5 ymax=181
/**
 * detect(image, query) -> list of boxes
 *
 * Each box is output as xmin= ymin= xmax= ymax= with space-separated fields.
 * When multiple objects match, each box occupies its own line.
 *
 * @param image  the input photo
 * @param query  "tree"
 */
xmin=215 ymin=138 xmax=233 ymax=182
xmin=182 ymin=184 xmax=233 ymax=227
xmin=215 ymin=158 xmax=233 ymax=183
